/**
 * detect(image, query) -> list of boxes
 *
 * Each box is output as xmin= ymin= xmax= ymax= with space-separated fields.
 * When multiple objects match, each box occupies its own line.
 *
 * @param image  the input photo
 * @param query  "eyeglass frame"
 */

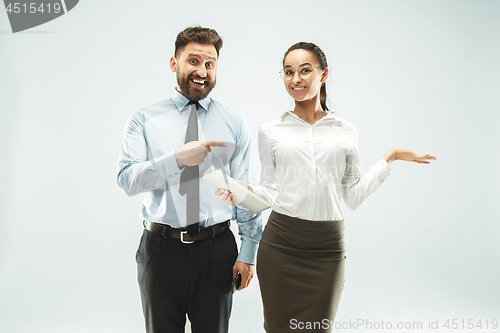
xmin=279 ymin=65 xmax=324 ymax=81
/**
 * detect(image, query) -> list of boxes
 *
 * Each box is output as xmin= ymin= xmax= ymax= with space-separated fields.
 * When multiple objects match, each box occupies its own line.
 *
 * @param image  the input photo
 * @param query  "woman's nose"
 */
xmin=292 ymin=71 xmax=302 ymax=84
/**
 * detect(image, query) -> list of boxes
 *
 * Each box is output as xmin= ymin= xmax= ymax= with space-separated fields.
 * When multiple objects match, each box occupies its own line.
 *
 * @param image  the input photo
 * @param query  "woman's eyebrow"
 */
xmin=284 ymin=62 xmax=313 ymax=68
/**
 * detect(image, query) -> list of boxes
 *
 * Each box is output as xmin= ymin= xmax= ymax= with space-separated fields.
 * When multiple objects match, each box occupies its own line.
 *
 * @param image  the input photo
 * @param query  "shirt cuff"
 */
xmin=154 ymin=150 xmax=183 ymax=178
xmin=372 ymin=159 xmax=393 ymax=182
xmin=237 ymin=239 xmax=259 ymax=265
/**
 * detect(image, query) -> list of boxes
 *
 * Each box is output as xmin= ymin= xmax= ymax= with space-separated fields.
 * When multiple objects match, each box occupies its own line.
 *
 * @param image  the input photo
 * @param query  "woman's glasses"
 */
xmin=279 ymin=65 xmax=322 ymax=81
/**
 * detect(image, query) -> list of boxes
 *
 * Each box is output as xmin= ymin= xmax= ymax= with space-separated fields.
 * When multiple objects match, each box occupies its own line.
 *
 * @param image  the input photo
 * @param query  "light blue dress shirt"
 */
xmin=117 ymin=89 xmax=263 ymax=264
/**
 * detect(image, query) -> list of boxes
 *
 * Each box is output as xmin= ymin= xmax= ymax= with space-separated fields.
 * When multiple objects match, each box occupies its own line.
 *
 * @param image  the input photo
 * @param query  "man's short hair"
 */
xmin=174 ymin=26 xmax=223 ymax=58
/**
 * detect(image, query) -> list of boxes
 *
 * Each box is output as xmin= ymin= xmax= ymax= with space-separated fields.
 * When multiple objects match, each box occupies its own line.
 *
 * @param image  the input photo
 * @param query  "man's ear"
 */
xmin=321 ymin=68 xmax=329 ymax=83
xmin=170 ymin=56 xmax=177 ymax=73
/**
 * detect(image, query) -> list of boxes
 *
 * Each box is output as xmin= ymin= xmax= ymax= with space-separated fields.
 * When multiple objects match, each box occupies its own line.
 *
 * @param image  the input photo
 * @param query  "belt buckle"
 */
xmin=180 ymin=231 xmax=194 ymax=244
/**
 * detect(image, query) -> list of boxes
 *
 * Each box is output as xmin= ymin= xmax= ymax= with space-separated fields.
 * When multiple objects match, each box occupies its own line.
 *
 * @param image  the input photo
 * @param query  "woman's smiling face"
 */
xmin=283 ymin=49 xmax=327 ymax=103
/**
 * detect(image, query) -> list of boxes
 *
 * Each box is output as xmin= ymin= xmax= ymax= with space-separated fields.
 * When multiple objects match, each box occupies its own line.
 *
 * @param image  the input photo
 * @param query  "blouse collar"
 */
xmin=279 ymin=110 xmax=341 ymax=123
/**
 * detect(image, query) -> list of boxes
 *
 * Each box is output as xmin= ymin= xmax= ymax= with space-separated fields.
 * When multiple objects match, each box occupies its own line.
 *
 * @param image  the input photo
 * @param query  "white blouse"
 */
xmin=252 ymin=111 xmax=393 ymax=221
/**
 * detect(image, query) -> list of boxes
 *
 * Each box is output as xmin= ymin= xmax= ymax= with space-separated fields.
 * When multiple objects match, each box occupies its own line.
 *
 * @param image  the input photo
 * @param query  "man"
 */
xmin=117 ymin=26 xmax=262 ymax=333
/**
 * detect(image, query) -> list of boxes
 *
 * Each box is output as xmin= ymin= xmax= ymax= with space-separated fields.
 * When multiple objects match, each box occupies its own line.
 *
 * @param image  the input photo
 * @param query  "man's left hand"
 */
xmin=232 ymin=260 xmax=255 ymax=291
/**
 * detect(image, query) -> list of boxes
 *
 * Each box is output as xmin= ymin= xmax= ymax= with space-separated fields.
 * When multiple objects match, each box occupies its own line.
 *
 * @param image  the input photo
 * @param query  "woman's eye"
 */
xmin=301 ymin=68 xmax=311 ymax=73
xmin=285 ymin=70 xmax=294 ymax=75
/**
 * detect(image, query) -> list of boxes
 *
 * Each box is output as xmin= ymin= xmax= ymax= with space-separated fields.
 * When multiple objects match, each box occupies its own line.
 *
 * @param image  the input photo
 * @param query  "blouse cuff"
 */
xmin=372 ymin=159 xmax=393 ymax=183
xmin=251 ymin=185 xmax=265 ymax=200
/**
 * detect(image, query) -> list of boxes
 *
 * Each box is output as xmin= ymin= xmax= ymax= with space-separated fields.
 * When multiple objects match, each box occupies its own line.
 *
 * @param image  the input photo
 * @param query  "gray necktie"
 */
xmin=179 ymin=101 xmax=200 ymax=238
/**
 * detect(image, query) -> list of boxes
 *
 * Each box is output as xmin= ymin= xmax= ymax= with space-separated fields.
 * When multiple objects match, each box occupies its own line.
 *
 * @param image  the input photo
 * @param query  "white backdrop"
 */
xmin=1 ymin=1 xmax=499 ymax=332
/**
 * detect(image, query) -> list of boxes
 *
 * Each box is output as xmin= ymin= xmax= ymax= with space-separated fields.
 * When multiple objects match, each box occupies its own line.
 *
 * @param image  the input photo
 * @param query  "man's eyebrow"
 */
xmin=188 ymin=53 xmax=217 ymax=61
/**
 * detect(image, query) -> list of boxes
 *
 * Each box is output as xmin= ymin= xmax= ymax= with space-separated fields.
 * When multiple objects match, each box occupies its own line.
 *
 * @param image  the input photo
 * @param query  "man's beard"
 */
xmin=177 ymin=73 xmax=216 ymax=101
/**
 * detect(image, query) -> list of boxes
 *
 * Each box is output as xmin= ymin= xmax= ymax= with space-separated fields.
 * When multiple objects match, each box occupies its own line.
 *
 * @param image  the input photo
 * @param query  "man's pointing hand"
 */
xmin=175 ymin=140 xmax=227 ymax=167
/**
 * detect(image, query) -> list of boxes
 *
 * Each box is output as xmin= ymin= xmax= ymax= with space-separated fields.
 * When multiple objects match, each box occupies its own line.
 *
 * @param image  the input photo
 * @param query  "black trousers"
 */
xmin=136 ymin=226 xmax=238 ymax=333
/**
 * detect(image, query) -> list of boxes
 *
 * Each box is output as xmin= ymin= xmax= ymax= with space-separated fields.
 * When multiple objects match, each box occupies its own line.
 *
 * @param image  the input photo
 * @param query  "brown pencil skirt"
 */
xmin=257 ymin=210 xmax=346 ymax=333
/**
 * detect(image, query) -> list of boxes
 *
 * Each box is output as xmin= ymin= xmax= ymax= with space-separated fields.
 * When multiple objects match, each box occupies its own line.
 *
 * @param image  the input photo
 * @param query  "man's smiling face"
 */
xmin=170 ymin=42 xmax=218 ymax=101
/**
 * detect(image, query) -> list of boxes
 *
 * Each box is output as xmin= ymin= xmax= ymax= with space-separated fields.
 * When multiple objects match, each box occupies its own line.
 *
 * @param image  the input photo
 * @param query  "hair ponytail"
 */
xmin=320 ymin=83 xmax=328 ymax=111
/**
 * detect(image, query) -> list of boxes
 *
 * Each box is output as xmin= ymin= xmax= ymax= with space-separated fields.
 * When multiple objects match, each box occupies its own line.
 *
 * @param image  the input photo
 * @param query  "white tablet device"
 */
xmin=202 ymin=166 xmax=271 ymax=214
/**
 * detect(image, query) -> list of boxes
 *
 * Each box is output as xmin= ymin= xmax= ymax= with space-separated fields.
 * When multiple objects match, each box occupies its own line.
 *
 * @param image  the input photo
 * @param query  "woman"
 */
xmin=217 ymin=42 xmax=435 ymax=332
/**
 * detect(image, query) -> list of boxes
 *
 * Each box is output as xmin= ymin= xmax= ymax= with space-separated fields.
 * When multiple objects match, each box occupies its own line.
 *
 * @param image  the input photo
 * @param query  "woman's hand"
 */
xmin=383 ymin=148 xmax=436 ymax=165
xmin=214 ymin=180 xmax=253 ymax=206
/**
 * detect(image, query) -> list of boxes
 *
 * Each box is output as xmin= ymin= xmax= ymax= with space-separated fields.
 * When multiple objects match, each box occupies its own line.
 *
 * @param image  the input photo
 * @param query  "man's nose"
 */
xmin=195 ymin=64 xmax=207 ymax=78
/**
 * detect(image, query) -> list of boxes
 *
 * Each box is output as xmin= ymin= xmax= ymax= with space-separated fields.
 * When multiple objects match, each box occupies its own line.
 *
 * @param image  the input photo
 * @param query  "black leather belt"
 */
xmin=144 ymin=220 xmax=230 ymax=243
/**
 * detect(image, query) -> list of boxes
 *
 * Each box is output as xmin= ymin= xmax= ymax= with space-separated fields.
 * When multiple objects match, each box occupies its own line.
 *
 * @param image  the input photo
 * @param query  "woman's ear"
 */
xmin=321 ymin=68 xmax=329 ymax=83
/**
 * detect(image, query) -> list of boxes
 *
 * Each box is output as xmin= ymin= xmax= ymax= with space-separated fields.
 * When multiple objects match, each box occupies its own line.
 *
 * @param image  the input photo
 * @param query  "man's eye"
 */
xmin=206 ymin=62 xmax=213 ymax=68
xmin=190 ymin=59 xmax=197 ymax=64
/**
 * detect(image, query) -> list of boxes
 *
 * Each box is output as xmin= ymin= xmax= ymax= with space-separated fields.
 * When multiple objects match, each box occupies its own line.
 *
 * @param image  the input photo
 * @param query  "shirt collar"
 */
xmin=172 ymin=88 xmax=211 ymax=112
xmin=280 ymin=110 xmax=340 ymax=122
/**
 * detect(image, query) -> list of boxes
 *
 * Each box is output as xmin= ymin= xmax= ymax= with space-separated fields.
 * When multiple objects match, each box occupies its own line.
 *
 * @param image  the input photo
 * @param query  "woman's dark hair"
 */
xmin=283 ymin=42 xmax=329 ymax=111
